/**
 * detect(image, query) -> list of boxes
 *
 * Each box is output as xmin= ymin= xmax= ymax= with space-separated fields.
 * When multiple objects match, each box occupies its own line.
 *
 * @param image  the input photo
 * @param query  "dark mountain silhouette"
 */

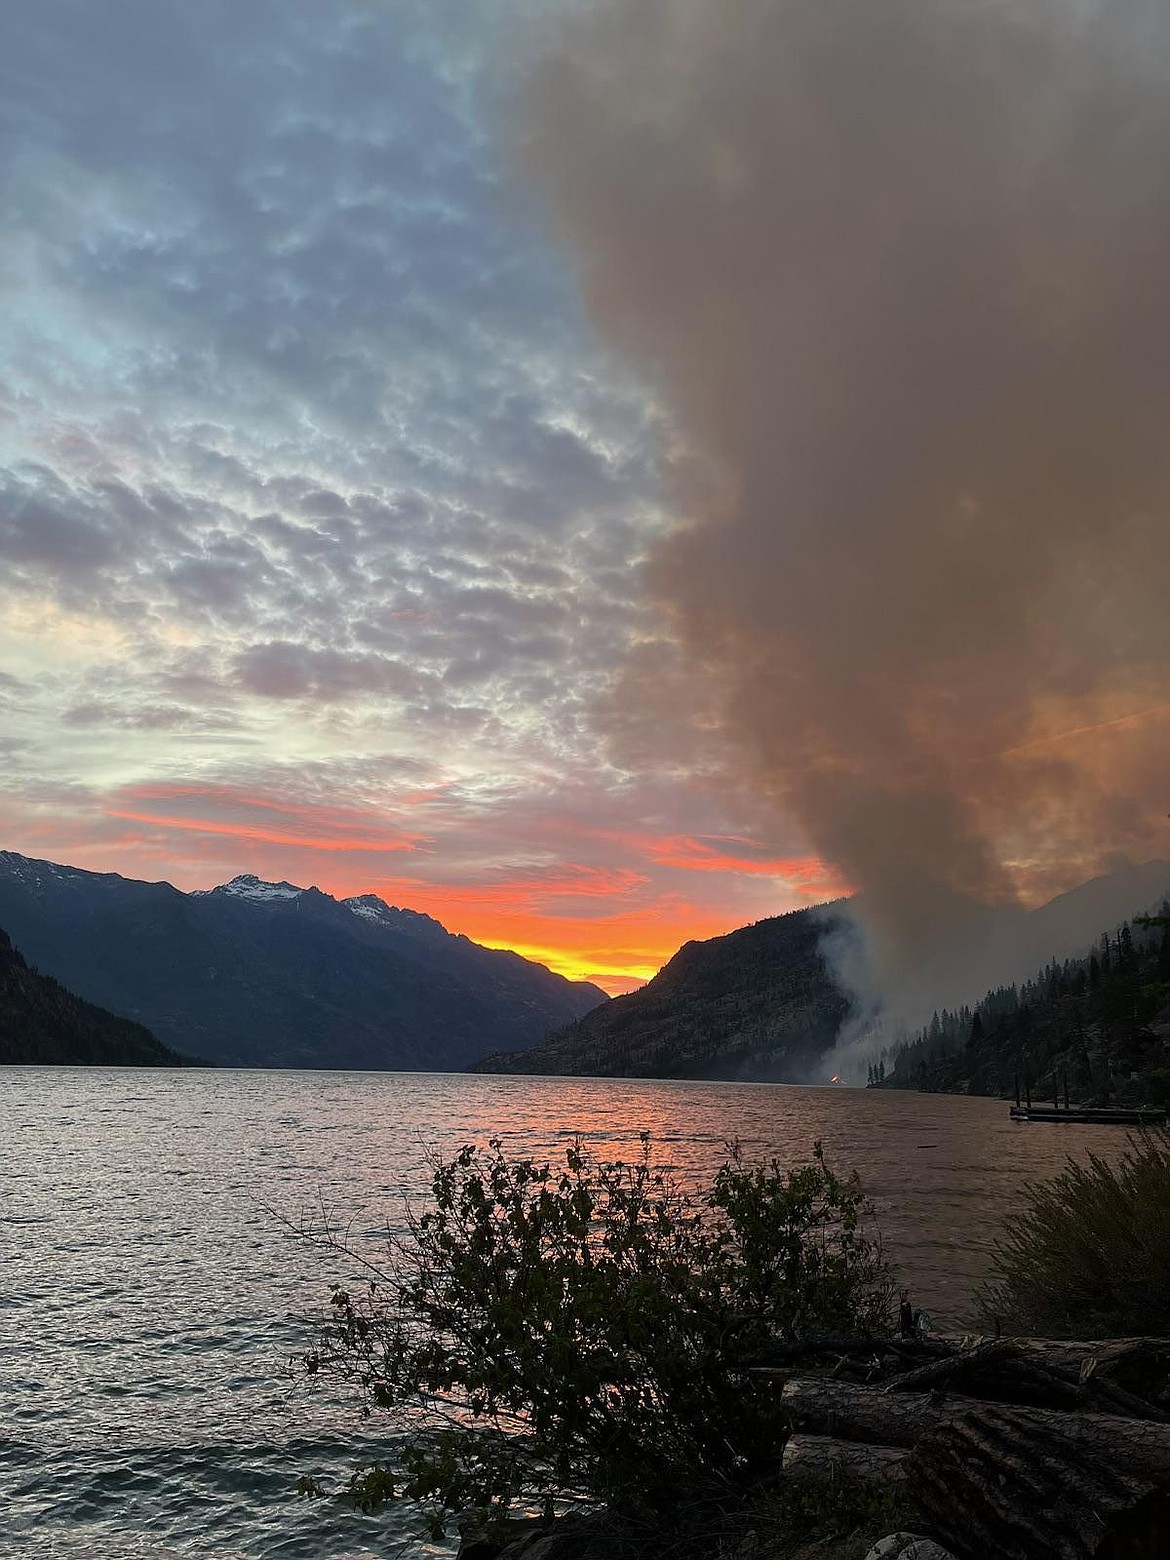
xmin=474 ymin=861 xmax=1170 ymax=1082
xmin=0 ymin=853 xmax=606 ymax=1070
xmin=0 ymin=927 xmax=193 ymax=1066
xmin=472 ymin=904 xmax=850 ymax=1079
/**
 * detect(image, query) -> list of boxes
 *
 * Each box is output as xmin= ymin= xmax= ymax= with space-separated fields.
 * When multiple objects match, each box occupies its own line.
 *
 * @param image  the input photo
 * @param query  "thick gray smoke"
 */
xmin=516 ymin=0 xmax=1170 ymax=1031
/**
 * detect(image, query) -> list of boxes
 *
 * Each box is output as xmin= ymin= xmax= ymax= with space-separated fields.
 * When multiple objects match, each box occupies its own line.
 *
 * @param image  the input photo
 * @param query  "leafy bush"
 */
xmin=980 ymin=1130 xmax=1170 ymax=1337
xmin=302 ymin=1134 xmax=893 ymax=1535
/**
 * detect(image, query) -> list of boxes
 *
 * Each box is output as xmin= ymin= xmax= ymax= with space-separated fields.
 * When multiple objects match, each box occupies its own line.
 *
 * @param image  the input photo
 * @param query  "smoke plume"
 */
xmin=517 ymin=0 xmax=1170 ymax=1024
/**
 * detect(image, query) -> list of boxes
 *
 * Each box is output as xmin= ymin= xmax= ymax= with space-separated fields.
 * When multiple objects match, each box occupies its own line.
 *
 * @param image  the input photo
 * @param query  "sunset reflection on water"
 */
xmin=2 ymin=1068 xmax=1140 ymax=1558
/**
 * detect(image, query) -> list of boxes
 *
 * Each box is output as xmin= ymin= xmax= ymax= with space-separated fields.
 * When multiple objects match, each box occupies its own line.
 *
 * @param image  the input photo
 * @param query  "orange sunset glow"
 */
xmin=5 ymin=779 xmax=848 ymax=994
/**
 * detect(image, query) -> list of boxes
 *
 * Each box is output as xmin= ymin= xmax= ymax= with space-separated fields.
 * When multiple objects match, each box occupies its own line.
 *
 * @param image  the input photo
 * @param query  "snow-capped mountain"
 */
xmin=194 ymin=874 xmax=307 ymax=903
xmin=0 ymin=851 xmax=606 ymax=1070
xmin=343 ymin=893 xmax=441 ymax=932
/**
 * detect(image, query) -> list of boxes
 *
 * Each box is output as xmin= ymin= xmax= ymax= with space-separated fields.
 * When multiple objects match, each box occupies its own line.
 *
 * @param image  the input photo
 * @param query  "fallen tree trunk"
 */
xmin=750 ymin=1334 xmax=952 ymax=1365
xmin=775 ymin=1341 xmax=1170 ymax=1558
xmin=991 ymin=1336 xmax=1170 ymax=1374
xmin=781 ymin=1434 xmax=906 ymax=1482
xmin=753 ymin=1335 xmax=1170 ymax=1393
xmin=882 ymin=1338 xmax=1016 ymax=1393
xmin=911 ymin=1341 xmax=1170 ymax=1420
xmin=781 ymin=1377 xmax=1170 ymax=1476
xmin=907 ymin=1403 xmax=1168 ymax=1560
xmin=781 ymin=1376 xmax=970 ymax=1446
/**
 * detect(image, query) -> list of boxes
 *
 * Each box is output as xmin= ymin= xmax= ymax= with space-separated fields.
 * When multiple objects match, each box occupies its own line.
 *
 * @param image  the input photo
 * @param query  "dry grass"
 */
xmin=980 ymin=1131 xmax=1170 ymax=1338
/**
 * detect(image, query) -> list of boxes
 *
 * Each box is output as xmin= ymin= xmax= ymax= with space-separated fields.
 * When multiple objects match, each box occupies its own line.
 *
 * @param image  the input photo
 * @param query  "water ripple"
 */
xmin=0 ymin=1067 xmax=1135 ymax=1556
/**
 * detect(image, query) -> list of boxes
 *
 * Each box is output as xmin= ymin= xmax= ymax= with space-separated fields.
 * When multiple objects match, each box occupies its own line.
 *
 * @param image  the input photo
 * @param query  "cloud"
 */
xmin=109 ymin=782 xmax=425 ymax=855
xmin=1 ymin=0 xmax=658 ymax=692
xmin=0 ymin=0 xmax=863 ymax=992
xmin=639 ymin=836 xmax=845 ymax=897
xmin=59 ymin=700 xmax=240 ymax=733
xmin=519 ymin=0 xmax=1170 ymax=1013
xmin=0 ymin=670 xmax=31 ymax=701
xmin=0 ymin=468 xmax=123 ymax=580
xmin=233 ymin=641 xmax=427 ymax=702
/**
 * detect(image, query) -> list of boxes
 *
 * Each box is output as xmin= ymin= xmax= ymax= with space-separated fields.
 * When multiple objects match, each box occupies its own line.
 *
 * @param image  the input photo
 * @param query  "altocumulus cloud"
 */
xmin=1 ymin=1 xmax=657 ymax=746
xmin=0 ymin=0 xmax=835 ymax=986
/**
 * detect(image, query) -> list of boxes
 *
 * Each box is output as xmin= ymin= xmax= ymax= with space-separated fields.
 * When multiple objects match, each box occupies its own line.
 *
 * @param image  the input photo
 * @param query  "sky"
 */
xmin=0 ymin=0 xmax=843 ymax=994
xmin=514 ymin=0 xmax=1170 ymax=1024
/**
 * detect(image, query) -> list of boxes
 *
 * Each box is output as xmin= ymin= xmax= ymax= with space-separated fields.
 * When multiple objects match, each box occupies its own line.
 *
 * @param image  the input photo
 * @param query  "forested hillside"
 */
xmin=472 ymin=905 xmax=850 ymax=1080
xmin=0 ymin=928 xmax=194 ymax=1066
xmin=881 ymin=905 xmax=1170 ymax=1103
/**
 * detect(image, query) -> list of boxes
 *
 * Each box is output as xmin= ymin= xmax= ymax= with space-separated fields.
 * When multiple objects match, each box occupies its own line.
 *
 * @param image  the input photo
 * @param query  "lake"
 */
xmin=0 ymin=1067 xmax=1136 ymax=1558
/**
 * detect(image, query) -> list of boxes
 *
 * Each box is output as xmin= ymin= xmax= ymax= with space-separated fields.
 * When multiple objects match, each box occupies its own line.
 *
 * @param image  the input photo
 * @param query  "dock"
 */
xmin=1009 ymin=1104 xmax=1167 ymax=1125
xmin=1009 ymin=1068 xmax=1166 ymax=1124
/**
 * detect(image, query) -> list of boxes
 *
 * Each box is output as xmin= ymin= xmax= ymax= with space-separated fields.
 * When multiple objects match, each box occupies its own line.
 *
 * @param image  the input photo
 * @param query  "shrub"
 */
xmin=754 ymin=1469 xmax=913 ymax=1557
xmin=979 ymin=1130 xmax=1170 ymax=1338
xmin=302 ymin=1134 xmax=894 ymax=1536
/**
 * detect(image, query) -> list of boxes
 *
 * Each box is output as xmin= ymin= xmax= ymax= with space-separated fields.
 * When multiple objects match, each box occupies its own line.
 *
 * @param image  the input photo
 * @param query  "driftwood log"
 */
xmin=755 ymin=1335 xmax=1170 ymax=1414
xmin=781 ymin=1377 xmax=1170 ymax=1474
xmin=1006 ymin=1337 xmax=1170 ymax=1374
xmin=781 ymin=1433 xmax=907 ymax=1482
xmin=782 ymin=1375 xmax=970 ymax=1446
xmin=909 ymin=1406 xmax=1170 ymax=1560
xmin=778 ymin=1344 xmax=1170 ymax=1560
xmin=879 ymin=1338 xmax=1016 ymax=1392
xmin=755 ymin=1334 xmax=1170 ymax=1376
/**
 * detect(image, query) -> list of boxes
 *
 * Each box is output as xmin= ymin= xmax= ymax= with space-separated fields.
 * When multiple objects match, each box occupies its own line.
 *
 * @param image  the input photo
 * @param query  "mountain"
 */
xmin=915 ymin=859 xmax=1170 ymax=1010
xmin=1017 ymin=862 xmax=1170 ymax=960
xmin=0 ymin=853 xmax=607 ymax=1070
xmin=473 ymin=861 xmax=1170 ymax=1082
xmin=0 ymin=927 xmax=193 ymax=1067
xmin=472 ymin=904 xmax=851 ymax=1079
xmin=882 ymin=901 xmax=1170 ymax=1105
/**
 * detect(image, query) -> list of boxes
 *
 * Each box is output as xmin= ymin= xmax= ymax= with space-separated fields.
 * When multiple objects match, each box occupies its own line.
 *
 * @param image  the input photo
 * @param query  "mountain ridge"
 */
xmin=474 ymin=861 xmax=1170 ymax=1082
xmin=0 ymin=851 xmax=607 ymax=1070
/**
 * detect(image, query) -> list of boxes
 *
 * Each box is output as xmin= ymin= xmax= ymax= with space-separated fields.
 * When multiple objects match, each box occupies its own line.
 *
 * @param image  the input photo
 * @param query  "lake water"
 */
xmin=0 ymin=1068 xmax=1138 ymax=1559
